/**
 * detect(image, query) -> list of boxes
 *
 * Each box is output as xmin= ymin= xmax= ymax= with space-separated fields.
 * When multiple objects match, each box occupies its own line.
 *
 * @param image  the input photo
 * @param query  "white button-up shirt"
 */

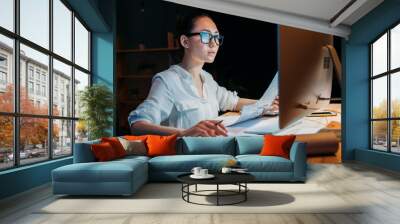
xmin=128 ymin=64 xmax=239 ymax=129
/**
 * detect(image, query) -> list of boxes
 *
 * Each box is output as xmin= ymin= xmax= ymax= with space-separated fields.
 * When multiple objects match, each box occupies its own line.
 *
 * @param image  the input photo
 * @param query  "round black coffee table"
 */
xmin=177 ymin=173 xmax=255 ymax=206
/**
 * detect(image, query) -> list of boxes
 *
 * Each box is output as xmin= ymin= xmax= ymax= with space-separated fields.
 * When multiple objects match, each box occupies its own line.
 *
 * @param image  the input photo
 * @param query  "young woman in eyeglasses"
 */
xmin=129 ymin=13 xmax=279 ymax=137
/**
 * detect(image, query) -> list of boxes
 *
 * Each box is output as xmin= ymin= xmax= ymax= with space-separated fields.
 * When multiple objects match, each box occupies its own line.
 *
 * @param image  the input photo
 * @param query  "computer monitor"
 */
xmin=279 ymin=25 xmax=334 ymax=129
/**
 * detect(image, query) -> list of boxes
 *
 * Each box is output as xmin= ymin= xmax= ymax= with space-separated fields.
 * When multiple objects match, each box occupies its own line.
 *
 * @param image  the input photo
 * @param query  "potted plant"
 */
xmin=79 ymin=84 xmax=114 ymax=140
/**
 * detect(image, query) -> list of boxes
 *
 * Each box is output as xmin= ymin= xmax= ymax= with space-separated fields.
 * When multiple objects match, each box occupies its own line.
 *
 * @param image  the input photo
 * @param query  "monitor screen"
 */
xmin=279 ymin=25 xmax=334 ymax=129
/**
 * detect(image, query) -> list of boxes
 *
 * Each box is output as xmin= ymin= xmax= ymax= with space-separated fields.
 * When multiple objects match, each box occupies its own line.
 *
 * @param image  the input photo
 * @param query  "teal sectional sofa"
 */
xmin=52 ymin=136 xmax=307 ymax=196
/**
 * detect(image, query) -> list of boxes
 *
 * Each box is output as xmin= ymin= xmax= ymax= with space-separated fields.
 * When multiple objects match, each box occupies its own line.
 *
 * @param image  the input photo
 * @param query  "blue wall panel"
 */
xmin=344 ymin=0 xmax=400 ymax=171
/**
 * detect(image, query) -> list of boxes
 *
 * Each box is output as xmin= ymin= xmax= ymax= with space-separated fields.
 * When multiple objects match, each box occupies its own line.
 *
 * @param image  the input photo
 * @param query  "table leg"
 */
xmin=245 ymin=183 xmax=247 ymax=201
xmin=217 ymin=184 xmax=219 ymax=206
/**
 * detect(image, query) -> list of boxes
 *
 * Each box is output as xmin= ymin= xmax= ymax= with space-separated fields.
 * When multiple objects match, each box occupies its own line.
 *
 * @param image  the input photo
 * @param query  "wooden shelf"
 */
xmin=117 ymin=47 xmax=180 ymax=53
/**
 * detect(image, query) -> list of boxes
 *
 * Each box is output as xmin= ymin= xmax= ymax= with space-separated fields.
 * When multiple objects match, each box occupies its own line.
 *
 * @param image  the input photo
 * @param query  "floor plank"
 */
xmin=1 ymin=162 xmax=400 ymax=224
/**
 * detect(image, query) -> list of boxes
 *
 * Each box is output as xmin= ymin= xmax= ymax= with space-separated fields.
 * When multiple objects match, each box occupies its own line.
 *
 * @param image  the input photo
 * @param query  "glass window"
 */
xmin=391 ymin=120 xmax=400 ymax=153
xmin=74 ymin=69 xmax=89 ymax=118
xmin=0 ymin=0 xmax=14 ymax=32
xmin=391 ymin=72 xmax=400 ymax=118
xmin=20 ymin=44 xmax=49 ymax=115
xmin=74 ymin=18 xmax=89 ymax=70
xmin=0 ymin=54 xmax=7 ymax=67
xmin=19 ymin=117 xmax=49 ymax=165
xmin=53 ymin=119 xmax=72 ymax=158
xmin=28 ymin=67 xmax=34 ymax=80
xmin=75 ymin=120 xmax=88 ymax=143
xmin=0 ymin=34 xmax=13 ymax=113
xmin=35 ymin=70 xmax=40 ymax=80
xmin=0 ymin=116 xmax=14 ymax=170
xmin=371 ymin=23 xmax=400 ymax=154
xmin=53 ymin=0 xmax=72 ymax=60
xmin=42 ymin=85 xmax=46 ymax=96
xmin=372 ymin=121 xmax=388 ymax=151
xmin=391 ymin=24 xmax=400 ymax=70
xmin=53 ymin=59 xmax=71 ymax=116
xmin=36 ymin=83 xmax=40 ymax=95
xmin=20 ymin=0 xmax=49 ymax=49
xmin=372 ymin=34 xmax=387 ymax=76
xmin=28 ymin=81 xmax=33 ymax=94
xmin=0 ymin=0 xmax=92 ymax=170
xmin=372 ymin=76 xmax=387 ymax=119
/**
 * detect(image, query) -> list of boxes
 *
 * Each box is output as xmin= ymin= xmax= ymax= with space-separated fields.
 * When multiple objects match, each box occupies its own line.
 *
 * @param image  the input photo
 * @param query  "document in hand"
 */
xmin=218 ymin=72 xmax=279 ymax=127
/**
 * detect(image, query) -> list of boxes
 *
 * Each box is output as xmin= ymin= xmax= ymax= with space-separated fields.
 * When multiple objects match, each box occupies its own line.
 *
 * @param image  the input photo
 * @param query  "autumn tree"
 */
xmin=0 ymin=84 xmax=59 ymax=152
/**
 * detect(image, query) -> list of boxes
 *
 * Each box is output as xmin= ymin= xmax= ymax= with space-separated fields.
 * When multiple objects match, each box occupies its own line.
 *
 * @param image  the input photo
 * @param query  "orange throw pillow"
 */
xmin=146 ymin=134 xmax=177 ymax=157
xmin=124 ymin=135 xmax=148 ymax=141
xmin=91 ymin=142 xmax=118 ymax=161
xmin=260 ymin=134 xmax=296 ymax=159
xmin=101 ymin=137 xmax=127 ymax=158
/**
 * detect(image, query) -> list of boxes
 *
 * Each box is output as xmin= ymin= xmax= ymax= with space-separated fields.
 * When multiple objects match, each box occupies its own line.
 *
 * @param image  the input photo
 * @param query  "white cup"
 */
xmin=199 ymin=169 xmax=208 ymax=176
xmin=191 ymin=167 xmax=202 ymax=176
xmin=221 ymin=167 xmax=232 ymax=174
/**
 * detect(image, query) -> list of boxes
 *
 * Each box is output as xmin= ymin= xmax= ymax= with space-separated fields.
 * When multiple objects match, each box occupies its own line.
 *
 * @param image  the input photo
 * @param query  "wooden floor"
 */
xmin=1 ymin=162 xmax=400 ymax=224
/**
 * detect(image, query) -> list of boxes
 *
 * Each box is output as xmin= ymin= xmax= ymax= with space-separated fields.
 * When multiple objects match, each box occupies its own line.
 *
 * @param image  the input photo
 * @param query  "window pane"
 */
xmin=0 ymin=116 xmax=13 ymax=170
xmin=391 ymin=120 xmax=400 ymax=153
xmin=372 ymin=33 xmax=387 ymax=76
xmin=20 ymin=44 xmax=49 ymax=115
xmin=0 ymin=0 xmax=14 ymax=31
xmin=20 ymin=0 xmax=49 ymax=49
xmin=53 ymin=59 xmax=72 ymax=117
xmin=53 ymin=0 xmax=72 ymax=60
xmin=391 ymin=24 xmax=400 ymax=70
xmin=391 ymin=72 xmax=400 ymax=118
xmin=372 ymin=77 xmax=387 ymax=119
xmin=53 ymin=119 xmax=72 ymax=158
xmin=20 ymin=117 xmax=49 ymax=165
xmin=0 ymin=34 xmax=14 ymax=112
xmin=75 ymin=120 xmax=88 ymax=143
xmin=372 ymin=121 xmax=388 ymax=151
xmin=74 ymin=69 xmax=89 ymax=118
xmin=74 ymin=17 xmax=89 ymax=70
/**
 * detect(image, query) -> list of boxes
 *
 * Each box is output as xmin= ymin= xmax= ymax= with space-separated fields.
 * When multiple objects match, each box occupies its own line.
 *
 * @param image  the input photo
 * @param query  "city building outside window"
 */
xmin=0 ymin=0 xmax=91 ymax=170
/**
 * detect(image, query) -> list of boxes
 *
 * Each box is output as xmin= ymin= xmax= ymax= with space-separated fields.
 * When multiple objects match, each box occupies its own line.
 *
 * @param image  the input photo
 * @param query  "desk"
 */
xmin=222 ymin=104 xmax=342 ymax=163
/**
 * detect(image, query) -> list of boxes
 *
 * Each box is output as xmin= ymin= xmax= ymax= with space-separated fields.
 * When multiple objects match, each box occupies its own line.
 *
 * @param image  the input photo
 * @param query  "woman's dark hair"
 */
xmin=177 ymin=13 xmax=214 ymax=38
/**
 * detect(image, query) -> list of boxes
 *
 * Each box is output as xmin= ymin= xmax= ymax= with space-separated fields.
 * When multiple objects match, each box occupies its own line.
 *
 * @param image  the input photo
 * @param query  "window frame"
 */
xmin=0 ymin=0 xmax=92 ymax=171
xmin=370 ymin=20 xmax=400 ymax=154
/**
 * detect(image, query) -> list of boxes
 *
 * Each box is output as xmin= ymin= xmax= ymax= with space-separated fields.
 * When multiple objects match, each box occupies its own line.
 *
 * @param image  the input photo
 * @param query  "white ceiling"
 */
xmin=163 ymin=0 xmax=384 ymax=38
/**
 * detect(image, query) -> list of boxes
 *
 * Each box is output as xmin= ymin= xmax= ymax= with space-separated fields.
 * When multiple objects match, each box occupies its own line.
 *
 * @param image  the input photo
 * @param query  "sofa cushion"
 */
xmin=53 ymin=158 xmax=148 ymax=183
xmin=179 ymin=137 xmax=236 ymax=155
xmin=147 ymin=134 xmax=177 ymax=157
xmin=235 ymin=136 xmax=264 ymax=155
xmin=148 ymin=154 xmax=235 ymax=172
xmin=236 ymin=155 xmax=293 ymax=172
xmin=91 ymin=142 xmax=118 ymax=161
xmin=118 ymin=137 xmax=147 ymax=156
xmin=101 ymin=137 xmax=127 ymax=158
xmin=260 ymin=134 xmax=296 ymax=159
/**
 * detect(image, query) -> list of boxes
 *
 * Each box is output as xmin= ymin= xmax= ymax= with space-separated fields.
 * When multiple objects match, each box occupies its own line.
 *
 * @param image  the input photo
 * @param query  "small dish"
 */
xmin=190 ymin=174 xmax=215 ymax=179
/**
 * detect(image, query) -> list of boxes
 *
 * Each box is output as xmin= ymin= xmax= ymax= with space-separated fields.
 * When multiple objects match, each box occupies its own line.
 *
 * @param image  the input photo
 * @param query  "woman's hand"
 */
xmin=263 ymin=95 xmax=279 ymax=115
xmin=178 ymin=120 xmax=228 ymax=137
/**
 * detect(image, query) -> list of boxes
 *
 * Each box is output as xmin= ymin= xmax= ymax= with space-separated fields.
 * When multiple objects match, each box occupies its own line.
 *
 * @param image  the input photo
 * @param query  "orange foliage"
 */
xmin=0 ymin=84 xmax=60 ymax=150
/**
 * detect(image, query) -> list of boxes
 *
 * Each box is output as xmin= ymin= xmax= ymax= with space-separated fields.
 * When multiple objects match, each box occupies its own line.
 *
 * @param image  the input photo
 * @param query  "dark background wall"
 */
xmin=117 ymin=0 xmax=278 ymax=100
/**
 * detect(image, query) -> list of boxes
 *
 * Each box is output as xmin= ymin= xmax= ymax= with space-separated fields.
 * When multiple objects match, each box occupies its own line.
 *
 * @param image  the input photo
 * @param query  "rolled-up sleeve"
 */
xmin=128 ymin=76 xmax=174 ymax=126
xmin=216 ymin=84 xmax=239 ymax=111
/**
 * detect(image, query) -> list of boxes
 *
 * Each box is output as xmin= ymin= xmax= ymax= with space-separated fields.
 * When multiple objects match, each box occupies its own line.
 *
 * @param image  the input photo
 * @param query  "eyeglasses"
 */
xmin=186 ymin=31 xmax=224 ymax=46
